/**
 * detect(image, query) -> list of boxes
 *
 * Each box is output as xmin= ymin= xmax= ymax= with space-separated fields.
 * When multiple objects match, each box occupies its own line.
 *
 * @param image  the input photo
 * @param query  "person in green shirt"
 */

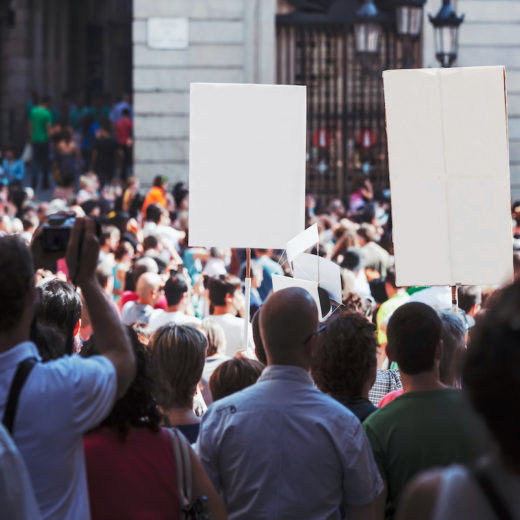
xmin=28 ymin=96 xmax=52 ymax=190
xmin=363 ymin=302 xmax=490 ymax=519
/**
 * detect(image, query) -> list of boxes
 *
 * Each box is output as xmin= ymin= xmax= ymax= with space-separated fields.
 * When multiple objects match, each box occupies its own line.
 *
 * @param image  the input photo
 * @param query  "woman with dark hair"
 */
xmin=311 ymin=312 xmax=378 ymax=422
xmin=148 ymin=325 xmax=207 ymax=443
xmin=398 ymin=281 xmax=520 ymax=520
xmin=82 ymin=328 xmax=226 ymax=520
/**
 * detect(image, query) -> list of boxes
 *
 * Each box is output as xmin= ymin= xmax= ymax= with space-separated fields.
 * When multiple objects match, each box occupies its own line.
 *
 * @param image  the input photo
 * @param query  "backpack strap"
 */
xmin=2 ymin=357 xmax=38 ymax=435
xmin=470 ymin=463 xmax=514 ymax=520
xmin=168 ymin=427 xmax=192 ymax=517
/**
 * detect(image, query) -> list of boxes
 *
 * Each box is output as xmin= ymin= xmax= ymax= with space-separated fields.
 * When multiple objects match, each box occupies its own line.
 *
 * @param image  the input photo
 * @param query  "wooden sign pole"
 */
xmin=243 ymin=248 xmax=252 ymax=351
xmin=451 ymin=285 xmax=458 ymax=312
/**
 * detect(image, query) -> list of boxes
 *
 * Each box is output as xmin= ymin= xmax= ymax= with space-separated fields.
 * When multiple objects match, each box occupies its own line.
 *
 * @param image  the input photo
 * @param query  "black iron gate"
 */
xmin=276 ymin=2 xmax=422 ymax=209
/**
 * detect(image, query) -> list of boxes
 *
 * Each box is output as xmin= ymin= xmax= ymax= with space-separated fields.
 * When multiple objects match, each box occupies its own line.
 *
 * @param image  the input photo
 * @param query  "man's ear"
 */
xmin=435 ymin=339 xmax=443 ymax=362
xmin=73 ymin=319 xmax=81 ymax=338
xmin=225 ymin=293 xmax=233 ymax=305
xmin=386 ymin=341 xmax=395 ymax=364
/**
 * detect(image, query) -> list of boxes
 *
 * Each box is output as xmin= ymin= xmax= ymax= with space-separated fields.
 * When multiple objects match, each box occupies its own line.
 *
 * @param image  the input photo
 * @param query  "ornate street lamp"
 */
xmin=429 ymin=0 xmax=464 ymax=68
xmin=354 ymin=0 xmax=383 ymax=55
xmin=393 ymin=0 xmax=426 ymax=38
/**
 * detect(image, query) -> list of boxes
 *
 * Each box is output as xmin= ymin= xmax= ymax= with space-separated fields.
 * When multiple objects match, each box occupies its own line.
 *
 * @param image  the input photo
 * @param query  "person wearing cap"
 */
xmin=142 ymin=175 xmax=167 ymax=217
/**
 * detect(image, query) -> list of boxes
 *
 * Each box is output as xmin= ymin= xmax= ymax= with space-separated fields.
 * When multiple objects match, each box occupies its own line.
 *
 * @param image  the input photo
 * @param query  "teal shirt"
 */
xmin=363 ymin=389 xmax=490 ymax=519
xmin=29 ymin=106 xmax=52 ymax=143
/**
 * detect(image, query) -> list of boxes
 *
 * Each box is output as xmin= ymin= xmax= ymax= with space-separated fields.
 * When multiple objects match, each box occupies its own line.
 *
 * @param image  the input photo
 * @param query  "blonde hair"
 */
xmin=202 ymin=318 xmax=227 ymax=357
xmin=149 ymin=325 xmax=207 ymax=409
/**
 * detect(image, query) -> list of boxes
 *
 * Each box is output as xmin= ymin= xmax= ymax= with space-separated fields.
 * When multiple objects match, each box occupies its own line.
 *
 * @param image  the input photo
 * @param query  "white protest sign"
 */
xmin=286 ymin=223 xmax=319 ymax=262
xmin=384 ymin=66 xmax=513 ymax=287
xmin=189 ymin=83 xmax=306 ymax=248
xmin=272 ymin=274 xmax=322 ymax=321
xmin=293 ymin=253 xmax=342 ymax=304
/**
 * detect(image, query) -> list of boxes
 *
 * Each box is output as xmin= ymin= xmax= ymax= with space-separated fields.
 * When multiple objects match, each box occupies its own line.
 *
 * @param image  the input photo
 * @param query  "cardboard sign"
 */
xmin=293 ymin=253 xmax=342 ymax=304
xmin=286 ymin=223 xmax=319 ymax=262
xmin=271 ymin=274 xmax=322 ymax=321
xmin=189 ymin=83 xmax=306 ymax=248
xmin=383 ymin=66 xmax=513 ymax=286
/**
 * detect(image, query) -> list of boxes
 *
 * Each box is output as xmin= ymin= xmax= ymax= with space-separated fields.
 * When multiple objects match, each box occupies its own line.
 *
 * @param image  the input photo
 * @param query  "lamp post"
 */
xmin=429 ymin=0 xmax=464 ymax=67
xmin=393 ymin=0 xmax=426 ymax=38
xmin=389 ymin=0 xmax=427 ymax=68
xmin=353 ymin=0 xmax=383 ymax=56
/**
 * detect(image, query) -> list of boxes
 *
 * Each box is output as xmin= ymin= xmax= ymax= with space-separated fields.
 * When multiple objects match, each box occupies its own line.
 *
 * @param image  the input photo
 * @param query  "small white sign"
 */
xmin=272 ymin=274 xmax=322 ymax=321
xmin=286 ymin=224 xmax=319 ymax=262
xmin=293 ymin=253 xmax=342 ymax=304
xmin=147 ymin=18 xmax=189 ymax=50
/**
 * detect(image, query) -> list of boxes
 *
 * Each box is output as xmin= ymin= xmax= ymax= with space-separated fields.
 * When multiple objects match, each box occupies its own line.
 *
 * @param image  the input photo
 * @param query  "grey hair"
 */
xmin=438 ymin=311 xmax=466 ymax=385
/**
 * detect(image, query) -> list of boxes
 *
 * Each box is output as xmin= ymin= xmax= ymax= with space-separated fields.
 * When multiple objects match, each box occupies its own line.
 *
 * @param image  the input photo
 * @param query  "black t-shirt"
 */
xmin=93 ymin=136 xmax=118 ymax=176
xmin=333 ymin=395 xmax=377 ymax=422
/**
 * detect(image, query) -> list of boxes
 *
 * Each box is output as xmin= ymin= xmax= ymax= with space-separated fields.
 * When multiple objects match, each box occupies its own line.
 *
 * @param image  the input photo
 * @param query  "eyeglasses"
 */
xmin=304 ymin=322 xmax=328 ymax=345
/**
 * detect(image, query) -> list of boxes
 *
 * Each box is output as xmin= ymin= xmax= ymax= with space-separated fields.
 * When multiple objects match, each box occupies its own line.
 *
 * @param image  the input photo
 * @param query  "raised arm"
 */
xmin=66 ymin=218 xmax=136 ymax=397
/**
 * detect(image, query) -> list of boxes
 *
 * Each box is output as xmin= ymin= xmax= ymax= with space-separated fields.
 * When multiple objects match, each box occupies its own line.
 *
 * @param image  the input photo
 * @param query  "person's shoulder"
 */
xmin=363 ymin=394 xmax=404 ymax=429
xmin=35 ymin=354 xmax=114 ymax=387
xmin=122 ymin=299 xmax=136 ymax=311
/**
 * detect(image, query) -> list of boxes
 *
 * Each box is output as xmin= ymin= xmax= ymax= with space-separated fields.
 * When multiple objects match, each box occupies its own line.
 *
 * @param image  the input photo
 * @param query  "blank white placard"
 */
xmin=189 ymin=83 xmax=306 ymax=248
xmin=271 ymin=274 xmax=322 ymax=321
xmin=384 ymin=66 xmax=513 ymax=286
xmin=293 ymin=253 xmax=342 ymax=304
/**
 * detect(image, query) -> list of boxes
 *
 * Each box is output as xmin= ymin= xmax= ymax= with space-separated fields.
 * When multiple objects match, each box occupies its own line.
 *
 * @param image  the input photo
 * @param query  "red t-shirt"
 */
xmin=378 ymin=389 xmax=404 ymax=408
xmin=84 ymin=426 xmax=179 ymax=520
xmin=120 ymin=291 xmax=167 ymax=310
xmin=116 ymin=117 xmax=133 ymax=145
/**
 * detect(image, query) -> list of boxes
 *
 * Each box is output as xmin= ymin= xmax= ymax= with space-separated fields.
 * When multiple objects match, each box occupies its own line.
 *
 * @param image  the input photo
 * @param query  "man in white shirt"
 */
xmin=205 ymin=274 xmax=254 ymax=357
xmin=149 ymin=273 xmax=200 ymax=332
xmin=121 ymin=271 xmax=162 ymax=325
xmin=0 ymin=219 xmax=135 ymax=520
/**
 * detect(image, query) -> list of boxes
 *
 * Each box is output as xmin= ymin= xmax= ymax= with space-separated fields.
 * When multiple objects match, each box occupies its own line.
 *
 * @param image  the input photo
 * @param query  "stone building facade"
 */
xmin=132 ymin=0 xmax=276 ymax=185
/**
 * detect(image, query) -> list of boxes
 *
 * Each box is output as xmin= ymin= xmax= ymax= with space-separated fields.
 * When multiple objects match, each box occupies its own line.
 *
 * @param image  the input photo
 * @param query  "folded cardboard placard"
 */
xmin=293 ymin=253 xmax=342 ymax=304
xmin=271 ymin=274 xmax=322 ymax=321
xmin=286 ymin=223 xmax=319 ymax=262
xmin=384 ymin=66 xmax=513 ymax=286
xmin=189 ymin=83 xmax=306 ymax=248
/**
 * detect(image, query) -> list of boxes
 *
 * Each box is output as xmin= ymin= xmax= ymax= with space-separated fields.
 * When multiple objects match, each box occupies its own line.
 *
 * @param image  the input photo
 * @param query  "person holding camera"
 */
xmin=0 ymin=218 xmax=136 ymax=519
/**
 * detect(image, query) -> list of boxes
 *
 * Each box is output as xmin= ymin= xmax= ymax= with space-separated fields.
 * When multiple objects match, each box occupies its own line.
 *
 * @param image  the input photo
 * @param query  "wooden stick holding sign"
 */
xmin=243 ymin=248 xmax=251 ymax=351
xmin=451 ymin=286 xmax=458 ymax=312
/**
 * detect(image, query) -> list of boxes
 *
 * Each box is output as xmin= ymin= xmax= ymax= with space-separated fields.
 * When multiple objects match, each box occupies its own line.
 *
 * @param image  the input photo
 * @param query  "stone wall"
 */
xmin=132 ymin=0 xmax=276 ymax=186
xmin=424 ymin=0 xmax=520 ymax=201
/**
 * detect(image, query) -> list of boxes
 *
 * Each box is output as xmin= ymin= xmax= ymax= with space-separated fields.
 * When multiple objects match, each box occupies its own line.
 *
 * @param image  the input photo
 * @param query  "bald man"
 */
xmin=121 ymin=272 xmax=162 ymax=325
xmin=197 ymin=288 xmax=384 ymax=520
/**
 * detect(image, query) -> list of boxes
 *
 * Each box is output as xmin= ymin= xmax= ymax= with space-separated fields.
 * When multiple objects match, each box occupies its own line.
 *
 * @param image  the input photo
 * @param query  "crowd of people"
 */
xmin=0 ymin=93 xmax=133 ymax=195
xmin=1 ymin=141 xmax=520 ymax=519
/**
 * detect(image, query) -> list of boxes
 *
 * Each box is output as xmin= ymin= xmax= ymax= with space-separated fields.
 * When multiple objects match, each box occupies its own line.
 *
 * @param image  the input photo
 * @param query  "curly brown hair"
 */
xmin=81 ymin=327 xmax=162 ymax=441
xmin=311 ymin=312 xmax=378 ymax=398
